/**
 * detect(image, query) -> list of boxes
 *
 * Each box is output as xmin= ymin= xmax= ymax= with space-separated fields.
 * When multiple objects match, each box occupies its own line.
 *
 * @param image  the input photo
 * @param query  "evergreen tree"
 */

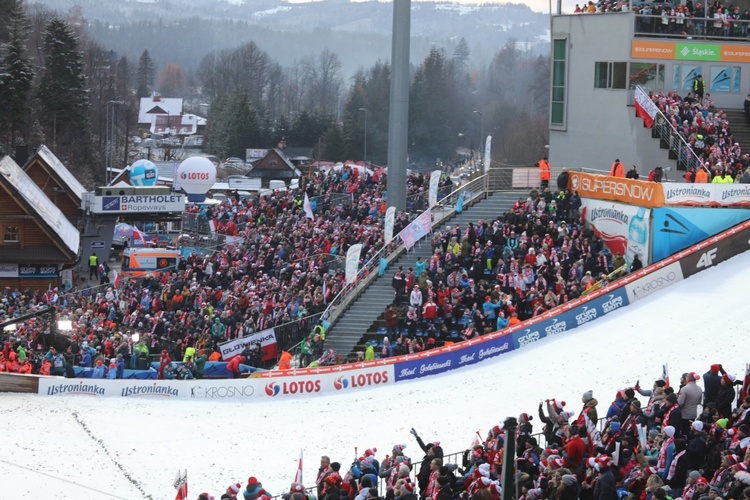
xmin=136 ymin=49 xmax=155 ymax=98
xmin=452 ymin=37 xmax=470 ymax=69
xmin=38 ymin=18 xmax=89 ymax=151
xmin=115 ymin=55 xmax=132 ymax=98
xmin=0 ymin=0 xmax=33 ymax=154
xmin=322 ymin=121 xmax=347 ymax=162
xmin=409 ymin=48 xmax=453 ymax=164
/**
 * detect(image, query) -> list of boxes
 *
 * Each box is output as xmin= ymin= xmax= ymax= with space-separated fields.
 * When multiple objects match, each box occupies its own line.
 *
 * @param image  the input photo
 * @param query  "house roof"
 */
xmin=283 ymin=146 xmax=314 ymax=160
xmin=246 ymin=148 xmax=302 ymax=177
xmin=138 ymin=96 xmax=183 ymax=124
xmin=0 ymin=156 xmax=80 ymax=256
xmin=26 ymin=145 xmax=87 ymax=202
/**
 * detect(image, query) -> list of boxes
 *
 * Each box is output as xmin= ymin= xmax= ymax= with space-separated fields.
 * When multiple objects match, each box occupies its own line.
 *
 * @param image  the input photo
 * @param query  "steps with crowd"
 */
xmin=723 ymin=109 xmax=750 ymax=156
xmin=323 ymin=192 xmax=523 ymax=361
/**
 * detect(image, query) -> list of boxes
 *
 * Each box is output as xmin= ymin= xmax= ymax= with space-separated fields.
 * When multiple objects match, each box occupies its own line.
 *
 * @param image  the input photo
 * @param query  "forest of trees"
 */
xmin=0 ymin=0 xmax=550 ymax=185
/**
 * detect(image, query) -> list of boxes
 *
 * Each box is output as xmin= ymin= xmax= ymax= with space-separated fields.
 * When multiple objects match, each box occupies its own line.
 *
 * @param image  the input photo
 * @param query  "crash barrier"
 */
xmin=26 ymin=219 xmax=750 ymax=400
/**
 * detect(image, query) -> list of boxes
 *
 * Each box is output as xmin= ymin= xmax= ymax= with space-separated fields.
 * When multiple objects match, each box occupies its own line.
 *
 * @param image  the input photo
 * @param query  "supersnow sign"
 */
xmin=92 ymin=194 xmax=185 ymax=213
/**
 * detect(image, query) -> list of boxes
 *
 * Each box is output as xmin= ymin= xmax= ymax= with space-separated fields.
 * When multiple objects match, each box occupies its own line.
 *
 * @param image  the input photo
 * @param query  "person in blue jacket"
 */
xmin=115 ymin=355 xmax=125 ymax=379
xmin=91 ymin=359 xmax=106 ymax=378
xmin=79 ymin=349 xmax=92 ymax=368
xmin=105 ymin=361 xmax=117 ymax=379
xmin=496 ymin=312 xmax=509 ymax=330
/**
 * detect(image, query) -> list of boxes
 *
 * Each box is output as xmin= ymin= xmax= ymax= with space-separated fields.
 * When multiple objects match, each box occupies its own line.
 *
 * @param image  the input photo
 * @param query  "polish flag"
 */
xmin=114 ymin=271 xmax=121 ymax=289
xmin=634 ymin=87 xmax=658 ymax=128
xmin=174 ymin=469 xmax=188 ymax=500
xmin=294 ymin=449 xmax=303 ymax=485
xmin=304 ymin=193 xmax=315 ymax=221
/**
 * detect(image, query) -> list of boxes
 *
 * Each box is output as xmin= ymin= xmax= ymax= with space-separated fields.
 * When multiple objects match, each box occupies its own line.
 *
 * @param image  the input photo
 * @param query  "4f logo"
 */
xmin=696 ymin=248 xmax=717 ymax=269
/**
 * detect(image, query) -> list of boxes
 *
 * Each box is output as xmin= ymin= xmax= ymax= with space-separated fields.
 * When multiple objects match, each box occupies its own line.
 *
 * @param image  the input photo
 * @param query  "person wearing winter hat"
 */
xmin=704 ymin=364 xmax=723 ymax=407
xmin=659 ymin=393 xmax=683 ymax=431
xmin=593 ymin=455 xmax=616 ymax=500
xmin=223 ymin=483 xmax=242 ymax=500
xmin=716 ymin=372 xmax=738 ymax=419
xmin=198 ymin=493 xmax=215 ymax=500
xmin=243 ymin=477 xmax=269 ymax=500
xmin=657 ymin=427 xmax=676 ymax=478
xmin=577 ymin=390 xmax=599 ymax=428
xmin=678 ymin=372 xmax=704 ymax=437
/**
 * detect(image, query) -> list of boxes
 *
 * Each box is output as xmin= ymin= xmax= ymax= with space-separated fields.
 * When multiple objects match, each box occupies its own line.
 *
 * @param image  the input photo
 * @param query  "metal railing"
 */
xmin=633 ymin=12 xmax=750 ymax=40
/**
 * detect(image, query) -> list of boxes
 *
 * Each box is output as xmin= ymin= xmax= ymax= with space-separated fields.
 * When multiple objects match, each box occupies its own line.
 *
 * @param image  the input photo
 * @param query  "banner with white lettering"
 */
xmin=219 ymin=328 xmax=277 ymax=361
xmin=429 ymin=170 xmax=442 ymax=207
xmin=345 ymin=244 xmax=362 ymax=284
xmin=582 ymin=199 xmax=651 ymax=267
xmin=384 ymin=206 xmax=396 ymax=245
xmin=399 ymin=209 xmax=432 ymax=251
xmin=484 ymin=135 xmax=492 ymax=173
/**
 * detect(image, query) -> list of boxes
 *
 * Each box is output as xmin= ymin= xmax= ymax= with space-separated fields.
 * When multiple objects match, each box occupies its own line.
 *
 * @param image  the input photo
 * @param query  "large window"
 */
xmin=629 ymin=63 xmax=665 ymax=91
xmin=551 ymin=39 xmax=567 ymax=127
xmin=3 ymin=226 xmax=19 ymax=244
xmin=594 ymin=62 xmax=627 ymax=89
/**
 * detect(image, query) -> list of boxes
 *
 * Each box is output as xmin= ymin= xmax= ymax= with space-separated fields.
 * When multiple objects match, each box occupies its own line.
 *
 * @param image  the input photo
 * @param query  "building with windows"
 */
xmin=548 ymin=11 xmax=750 ymax=174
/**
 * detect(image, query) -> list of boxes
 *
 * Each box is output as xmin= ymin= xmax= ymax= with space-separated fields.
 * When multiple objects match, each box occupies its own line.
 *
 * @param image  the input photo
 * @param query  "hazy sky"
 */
xmin=287 ymin=0 xmax=560 ymax=16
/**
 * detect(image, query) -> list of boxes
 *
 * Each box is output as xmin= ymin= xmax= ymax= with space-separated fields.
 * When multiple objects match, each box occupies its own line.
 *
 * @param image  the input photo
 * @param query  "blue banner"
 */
xmin=455 ymin=333 xmax=515 ymax=368
xmin=652 ymin=207 xmax=750 ymax=262
xmin=394 ymin=350 xmax=457 ymax=381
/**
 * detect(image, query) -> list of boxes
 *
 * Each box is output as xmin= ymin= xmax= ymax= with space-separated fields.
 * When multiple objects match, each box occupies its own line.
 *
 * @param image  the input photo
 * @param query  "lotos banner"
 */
xmin=219 ymin=328 xmax=277 ymax=361
xmin=581 ymin=199 xmax=651 ymax=267
xmin=651 ymin=207 xmax=750 ymax=261
xmin=569 ymin=171 xmax=665 ymax=208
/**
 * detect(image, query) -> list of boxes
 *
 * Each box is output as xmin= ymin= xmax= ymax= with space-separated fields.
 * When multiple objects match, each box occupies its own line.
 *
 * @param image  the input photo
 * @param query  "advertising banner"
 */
xmin=218 ymin=328 xmax=277 ymax=361
xmin=0 ymin=264 xmax=19 ymax=278
xmin=631 ymin=40 xmax=750 ymax=63
xmin=582 ymin=199 xmax=651 ymax=266
xmin=394 ymin=349 xmax=458 ymax=382
xmin=18 ymin=264 xmax=59 ymax=278
xmin=652 ymin=207 xmax=750 ymax=261
xmin=624 ymin=261 xmax=684 ymax=304
xmin=345 ymin=244 xmax=362 ymax=284
xmin=678 ymin=220 xmax=750 ymax=278
xmin=399 ymin=209 xmax=432 ymax=250
xmin=429 ymin=170 xmax=442 ymax=207
xmin=484 ymin=136 xmax=492 ymax=173
xmin=663 ymin=184 xmax=750 ymax=207
xmin=92 ymin=194 xmax=185 ymax=213
xmin=715 ymin=185 xmax=750 ymax=206
xmin=569 ymin=172 xmax=665 ymax=208
xmin=262 ymin=365 xmax=394 ymax=398
xmin=384 ymin=206 xmax=396 ymax=245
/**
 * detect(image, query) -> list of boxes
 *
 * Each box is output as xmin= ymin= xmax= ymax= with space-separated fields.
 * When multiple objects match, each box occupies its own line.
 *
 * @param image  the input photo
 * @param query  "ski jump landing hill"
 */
xmin=2 ymin=173 xmax=750 ymax=401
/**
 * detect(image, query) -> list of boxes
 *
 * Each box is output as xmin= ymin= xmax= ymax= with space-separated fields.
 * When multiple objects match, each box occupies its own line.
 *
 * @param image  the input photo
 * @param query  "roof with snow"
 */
xmin=138 ymin=96 xmax=184 ymax=124
xmin=0 ymin=156 xmax=80 ymax=256
xmin=25 ymin=145 xmax=87 ymax=202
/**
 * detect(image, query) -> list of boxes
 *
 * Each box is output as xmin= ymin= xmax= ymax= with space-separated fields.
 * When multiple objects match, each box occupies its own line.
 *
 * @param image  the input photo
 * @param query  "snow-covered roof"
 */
xmin=138 ymin=96 xmax=183 ymax=124
xmin=33 ymin=145 xmax=87 ymax=201
xmin=0 ymin=156 xmax=80 ymax=256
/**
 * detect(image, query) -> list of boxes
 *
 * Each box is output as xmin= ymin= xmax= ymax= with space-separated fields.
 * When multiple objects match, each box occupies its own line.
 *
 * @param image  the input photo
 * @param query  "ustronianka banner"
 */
xmin=345 ymin=244 xmax=362 ymax=284
xmin=581 ymin=199 xmax=651 ymax=266
xmin=651 ymin=207 xmax=750 ymax=261
xmin=219 ymin=328 xmax=277 ymax=361
xmin=384 ymin=206 xmax=396 ymax=245
xmin=662 ymin=184 xmax=750 ymax=207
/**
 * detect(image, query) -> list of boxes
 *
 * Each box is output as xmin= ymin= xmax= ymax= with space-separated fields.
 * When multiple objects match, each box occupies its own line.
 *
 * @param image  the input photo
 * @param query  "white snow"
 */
xmin=2 ymin=251 xmax=749 ymax=498
xmin=251 ymin=6 xmax=294 ymax=19
xmin=35 ymin=145 xmax=87 ymax=201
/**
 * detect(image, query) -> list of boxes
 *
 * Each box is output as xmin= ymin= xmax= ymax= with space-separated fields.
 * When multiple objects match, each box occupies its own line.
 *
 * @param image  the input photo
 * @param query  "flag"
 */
xmin=456 ymin=194 xmax=464 ymax=214
xmin=471 ymin=430 xmax=483 ymax=448
xmin=378 ymin=257 xmax=388 ymax=277
xmin=740 ymin=363 xmax=750 ymax=402
xmin=345 ymin=244 xmax=362 ymax=284
xmin=661 ymin=363 xmax=670 ymax=388
xmin=634 ymin=87 xmax=658 ymax=128
xmin=483 ymin=135 xmax=492 ymax=173
xmin=428 ymin=169 xmax=442 ymax=207
xmin=304 ymin=193 xmax=315 ymax=221
xmin=294 ymin=449 xmax=304 ymax=485
xmin=584 ymin=411 xmax=602 ymax=456
xmin=131 ymin=228 xmax=147 ymax=247
xmin=114 ymin=271 xmax=121 ymax=289
xmin=173 ymin=469 xmax=188 ymax=500
xmin=384 ymin=206 xmax=396 ymax=244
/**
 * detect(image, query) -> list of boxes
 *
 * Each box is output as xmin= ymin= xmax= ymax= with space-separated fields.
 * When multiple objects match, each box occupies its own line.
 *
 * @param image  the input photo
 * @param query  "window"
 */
xmin=551 ymin=39 xmax=567 ymax=127
xmin=3 ymin=226 xmax=19 ymax=244
xmin=594 ymin=62 xmax=628 ymax=89
xmin=629 ymin=63 xmax=665 ymax=91
xmin=709 ymin=66 xmax=741 ymax=93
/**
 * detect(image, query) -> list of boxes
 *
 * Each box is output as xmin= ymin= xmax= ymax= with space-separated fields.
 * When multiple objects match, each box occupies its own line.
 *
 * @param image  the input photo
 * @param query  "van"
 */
xmin=121 ymin=248 xmax=181 ymax=277
xmin=269 ymin=180 xmax=286 ymax=190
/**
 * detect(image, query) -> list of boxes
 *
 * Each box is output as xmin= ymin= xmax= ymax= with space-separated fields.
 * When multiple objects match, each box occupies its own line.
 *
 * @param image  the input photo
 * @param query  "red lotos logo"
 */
xmin=334 ymin=371 xmax=389 ymax=390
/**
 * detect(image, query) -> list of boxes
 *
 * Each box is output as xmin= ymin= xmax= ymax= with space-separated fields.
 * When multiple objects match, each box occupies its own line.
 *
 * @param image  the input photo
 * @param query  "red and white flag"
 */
xmin=114 ymin=271 xmax=121 ymax=289
xmin=294 ymin=449 xmax=304 ymax=485
xmin=131 ymin=228 xmax=147 ymax=247
xmin=470 ymin=430 xmax=483 ymax=448
xmin=173 ymin=469 xmax=188 ymax=500
xmin=662 ymin=363 xmax=670 ymax=389
xmin=584 ymin=411 xmax=602 ymax=456
xmin=634 ymin=87 xmax=658 ymax=128
xmin=303 ymin=193 xmax=315 ymax=221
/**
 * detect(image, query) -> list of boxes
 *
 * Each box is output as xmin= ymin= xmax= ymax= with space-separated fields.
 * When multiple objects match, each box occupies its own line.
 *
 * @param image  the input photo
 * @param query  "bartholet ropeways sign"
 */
xmin=92 ymin=194 xmax=185 ymax=213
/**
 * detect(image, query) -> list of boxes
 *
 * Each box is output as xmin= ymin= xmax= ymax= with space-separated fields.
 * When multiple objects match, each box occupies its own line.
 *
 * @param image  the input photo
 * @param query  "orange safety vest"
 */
xmin=610 ymin=162 xmax=625 ymax=178
xmin=539 ymin=159 xmax=550 ymax=180
xmin=695 ymin=169 xmax=708 ymax=183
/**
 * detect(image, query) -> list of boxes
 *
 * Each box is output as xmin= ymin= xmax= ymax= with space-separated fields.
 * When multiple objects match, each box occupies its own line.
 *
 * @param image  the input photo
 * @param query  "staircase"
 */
xmin=723 ymin=109 xmax=750 ymax=155
xmin=323 ymin=192 xmax=521 ymax=360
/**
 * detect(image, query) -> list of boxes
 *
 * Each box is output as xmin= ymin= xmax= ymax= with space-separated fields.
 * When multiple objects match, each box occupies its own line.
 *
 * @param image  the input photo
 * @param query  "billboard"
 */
xmin=582 ymin=199 xmax=651 ymax=266
xmin=678 ymin=221 xmax=750 ymax=278
xmin=652 ymin=207 xmax=750 ymax=261
xmin=569 ymin=172 xmax=665 ymax=208
xmin=92 ymin=194 xmax=185 ymax=213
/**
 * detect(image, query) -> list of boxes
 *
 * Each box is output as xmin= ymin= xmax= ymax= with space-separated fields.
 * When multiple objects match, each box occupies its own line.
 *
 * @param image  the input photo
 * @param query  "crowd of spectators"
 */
xmin=646 ymin=89 xmax=750 ymax=183
xmin=0 ymin=165 xmax=439 ymax=378
xmin=377 ymin=181 xmax=626 ymax=358
xmin=574 ymin=0 xmax=750 ymax=41
xmin=207 ymin=365 xmax=750 ymax=500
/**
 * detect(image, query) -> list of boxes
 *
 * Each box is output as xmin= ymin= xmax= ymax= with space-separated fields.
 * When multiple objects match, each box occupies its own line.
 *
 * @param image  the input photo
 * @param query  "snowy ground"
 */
xmin=1 ymin=252 xmax=748 ymax=499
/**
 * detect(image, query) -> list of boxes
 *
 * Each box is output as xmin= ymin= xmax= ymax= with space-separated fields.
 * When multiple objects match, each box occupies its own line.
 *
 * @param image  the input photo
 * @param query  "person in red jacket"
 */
xmin=562 ymin=425 xmax=586 ymax=477
xmin=227 ymin=355 xmax=245 ymax=379
xmin=422 ymin=297 xmax=438 ymax=322
xmin=610 ymin=159 xmax=625 ymax=178
xmin=158 ymin=350 xmax=171 ymax=380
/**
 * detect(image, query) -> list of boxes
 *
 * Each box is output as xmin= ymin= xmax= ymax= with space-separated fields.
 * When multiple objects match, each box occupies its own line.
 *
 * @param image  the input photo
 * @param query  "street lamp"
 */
xmin=473 ymin=110 xmax=484 ymax=163
xmin=359 ymin=107 xmax=368 ymax=166
xmin=106 ymin=100 xmax=124 ymax=185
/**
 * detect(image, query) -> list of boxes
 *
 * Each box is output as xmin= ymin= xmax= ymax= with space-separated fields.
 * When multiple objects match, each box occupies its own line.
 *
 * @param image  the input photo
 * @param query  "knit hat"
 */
xmin=248 ymin=477 xmax=259 ymax=486
xmin=551 ymin=399 xmax=566 ymax=411
xmin=549 ymin=458 xmax=564 ymax=469
xmin=582 ymin=390 xmax=593 ymax=403
xmin=561 ymin=410 xmax=575 ymax=421
xmin=663 ymin=426 xmax=676 ymax=438
xmin=655 ymin=379 xmax=666 ymax=388
xmin=528 ymin=488 xmax=543 ymax=500
xmin=491 ymin=424 xmax=504 ymax=435
xmin=710 ymin=364 xmax=721 ymax=373
xmin=666 ymin=393 xmax=678 ymax=404
xmin=717 ymin=418 xmax=729 ymax=429
xmin=229 ymin=483 xmax=242 ymax=493
xmin=689 ymin=470 xmax=702 ymax=481
xmin=596 ymin=455 xmax=612 ymax=468
xmin=291 ymin=484 xmax=305 ymax=493
xmin=393 ymin=444 xmax=407 ymax=454
xmin=610 ymin=422 xmax=621 ymax=434
xmin=696 ymin=477 xmax=709 ymax=486
xmin=364 ymin=448 xmax=377 ymax=457
xmin=644 ymin=466 xmax=658 ymax=476
xmin=401 ymin=480 xmax=414 ymax=493
xmin=722 ymin=373 xmax=737 ymax=384
xmin=474 ymin=476 xmax=492 ymax=489
xmin=690 ymin=372 xmax=701 ymax=382
xmin=199 ymin=494 xmax=215 ymax=500
xmin=561 ymin=474 xmax=577 ymax=487
xmin=478 ymin=463 xmax=491 ymax=478
xmin=692 ymin=421 xmax=704 ymax=432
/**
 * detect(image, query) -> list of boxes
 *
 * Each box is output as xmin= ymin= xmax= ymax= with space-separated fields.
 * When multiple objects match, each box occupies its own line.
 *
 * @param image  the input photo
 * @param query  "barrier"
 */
xmin=568 ymin=171 xmax=665 ymax=208
xmin=663 ymin=184 xmax=750 ymax=207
